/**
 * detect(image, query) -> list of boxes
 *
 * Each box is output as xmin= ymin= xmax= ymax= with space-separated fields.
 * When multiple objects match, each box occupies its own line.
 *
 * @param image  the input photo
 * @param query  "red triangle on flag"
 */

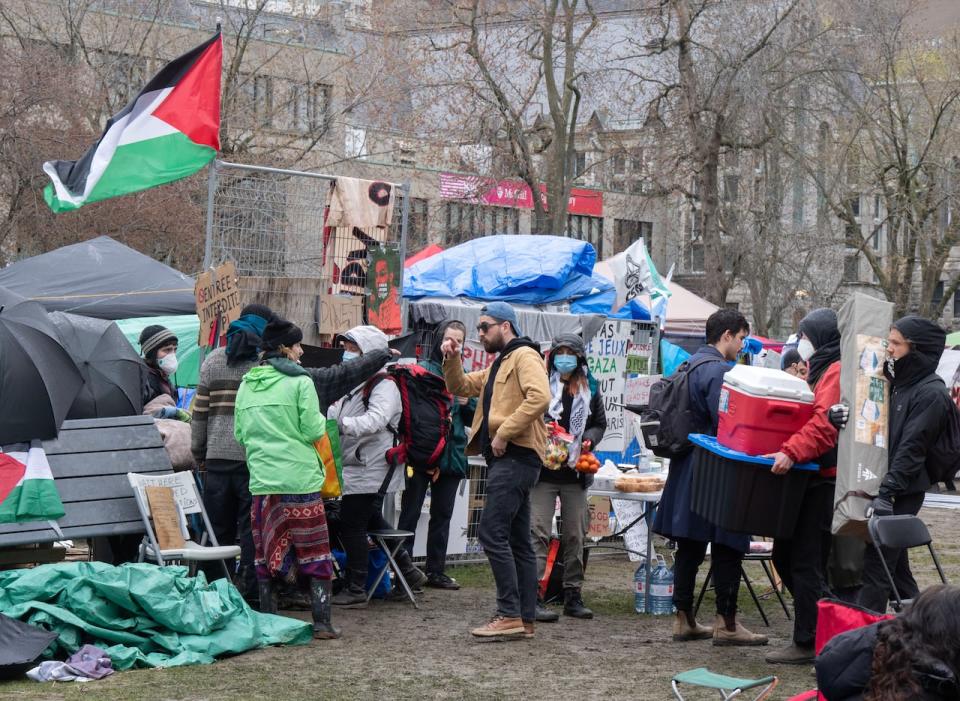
xmin=0 ymin=454 xmax=26 ymax=503
xmin=153 ymin=36 xmax=222 ymax=150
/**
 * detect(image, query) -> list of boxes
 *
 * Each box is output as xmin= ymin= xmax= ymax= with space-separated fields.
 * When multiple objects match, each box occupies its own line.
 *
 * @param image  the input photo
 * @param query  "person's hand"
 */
xmin=491 ymin=434 xmax=507 ymax=457
xmin=441 ymin=337 xmax=462 ymax=359
xmin=389 ymin=349 xmax=401 ymax=358
xmin=868 ymin=496 xmax=894 ymax=517
xmin=582 ymin=439 xmax=592 ymax=452
xmin=763 ymin=451 xmax=794 ymax=475
xmin=828 ymin=403 xmax=849 ymax=430
xmin=427 ymin=467 xmax=440 ymax=483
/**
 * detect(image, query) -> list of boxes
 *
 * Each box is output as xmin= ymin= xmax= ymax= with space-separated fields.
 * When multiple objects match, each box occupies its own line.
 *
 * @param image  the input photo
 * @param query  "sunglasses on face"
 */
xmin=476 ymin=322 xmax=499 ymax=333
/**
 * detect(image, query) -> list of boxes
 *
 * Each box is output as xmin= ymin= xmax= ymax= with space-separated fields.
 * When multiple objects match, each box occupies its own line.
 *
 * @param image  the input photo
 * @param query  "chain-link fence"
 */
xmin=204 ymin=160 xmax=409 ymax=345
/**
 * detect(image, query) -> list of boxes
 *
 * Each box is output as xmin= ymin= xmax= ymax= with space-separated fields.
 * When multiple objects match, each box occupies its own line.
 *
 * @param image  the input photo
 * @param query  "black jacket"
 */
xmin=304 ymin=348 xmax=392 ymax=415
xmin=817 ymin=621 xmax=960 ymax=701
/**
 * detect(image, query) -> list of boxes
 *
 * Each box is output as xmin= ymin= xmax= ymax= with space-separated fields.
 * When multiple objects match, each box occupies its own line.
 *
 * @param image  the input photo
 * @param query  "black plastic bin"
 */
xmin=690 ymin=443 xmax=813 ymax=539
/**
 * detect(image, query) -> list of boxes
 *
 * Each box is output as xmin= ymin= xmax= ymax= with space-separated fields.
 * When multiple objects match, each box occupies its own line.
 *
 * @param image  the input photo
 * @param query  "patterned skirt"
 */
xmin=251 ymin=492 xmax=334 ymax=581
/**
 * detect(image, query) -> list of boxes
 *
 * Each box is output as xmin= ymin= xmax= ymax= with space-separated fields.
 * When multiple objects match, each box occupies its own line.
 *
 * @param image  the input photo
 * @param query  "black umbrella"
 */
xmin=48 ymin=312 xmax=144 ymax=419
xmin=0 ymin=293 xmax=83 ymax=444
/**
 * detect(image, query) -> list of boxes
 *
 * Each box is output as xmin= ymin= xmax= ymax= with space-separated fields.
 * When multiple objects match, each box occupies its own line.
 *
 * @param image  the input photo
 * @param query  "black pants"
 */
xmin=858 ymin=491 xmax=925 ymax=613
xmin=772 ymin=480 xmax=834 ymax=646
xmin=478 ymin=454 xmax=540 ymax=621
xmin=338 ymin=493 xmax=390 ymax=587
xmin=202 ymin=464 xmax=255 ymax=578
xmin=397 ymin=470 xmax=462 ymax=575
xmin=673 ymin=537 xmax=743 ymax=617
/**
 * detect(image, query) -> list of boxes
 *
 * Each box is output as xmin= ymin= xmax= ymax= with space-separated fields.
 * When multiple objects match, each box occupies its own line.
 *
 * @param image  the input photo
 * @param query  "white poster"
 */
xmin=611 ymin=498 xmax=649 ymax=562
xmin=586 ymin=320 xmax=631 ymax=453
xmin=410 ymin=479 xmax=469 ymax=558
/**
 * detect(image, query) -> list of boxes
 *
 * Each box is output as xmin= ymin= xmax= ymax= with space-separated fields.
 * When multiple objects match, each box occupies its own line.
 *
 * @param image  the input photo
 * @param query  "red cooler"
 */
xmin=717 ymin=364 xmax=814 ymax=455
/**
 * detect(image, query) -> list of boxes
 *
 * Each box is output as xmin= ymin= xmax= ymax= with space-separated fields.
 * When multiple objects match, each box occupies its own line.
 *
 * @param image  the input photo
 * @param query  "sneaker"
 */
xmin=401 ymin=566 xmax=428 ymax=592
xmin=426 ymin=572 xmax=461 ymax=590
xmin=331 ymin=587 xmax=368 ymax=609
xmin=765 ymin=643 xmax=815 ymax=665
xmin=470 ymin=615 xmax=524 ymax=638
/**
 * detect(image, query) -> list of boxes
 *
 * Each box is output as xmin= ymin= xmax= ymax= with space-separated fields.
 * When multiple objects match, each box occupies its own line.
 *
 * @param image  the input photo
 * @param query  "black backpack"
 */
xmin=927 ymin=395 xmax=960 ymax=484
xmin=640 ymin=356 xmax=724 ymax=459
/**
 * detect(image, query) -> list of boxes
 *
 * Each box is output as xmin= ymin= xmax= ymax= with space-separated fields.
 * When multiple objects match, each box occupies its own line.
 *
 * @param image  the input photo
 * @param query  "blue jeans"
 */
xmin=478 ymin=455 xmax=540 ymax=621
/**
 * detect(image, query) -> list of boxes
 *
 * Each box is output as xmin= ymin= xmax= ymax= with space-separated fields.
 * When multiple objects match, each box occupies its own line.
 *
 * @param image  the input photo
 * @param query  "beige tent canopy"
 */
xmin=594 ymin=259 xmax=718 ymax=336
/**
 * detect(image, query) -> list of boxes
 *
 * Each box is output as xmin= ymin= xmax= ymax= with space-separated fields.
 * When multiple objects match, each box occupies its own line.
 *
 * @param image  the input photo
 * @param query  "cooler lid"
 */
xmin=722 ymin=364 xmax=815 ymax=403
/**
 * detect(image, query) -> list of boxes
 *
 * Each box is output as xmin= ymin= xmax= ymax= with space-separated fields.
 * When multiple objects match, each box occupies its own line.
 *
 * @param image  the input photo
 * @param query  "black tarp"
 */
xmin=0 ymin=236 xmax=195 ymax=320
xmin=0 ymin=613 xmax=57 ymax=679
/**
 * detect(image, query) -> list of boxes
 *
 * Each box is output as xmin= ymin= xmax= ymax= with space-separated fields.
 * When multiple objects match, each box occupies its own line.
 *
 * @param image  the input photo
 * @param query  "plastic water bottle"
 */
xmin=633 ymin=557 xmax=647 ymax=613
xmin=649 ymin=555 xmax=675 ymax=616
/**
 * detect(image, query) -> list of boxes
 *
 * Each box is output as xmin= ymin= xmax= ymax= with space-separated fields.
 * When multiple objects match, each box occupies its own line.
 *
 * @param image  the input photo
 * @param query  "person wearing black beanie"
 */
xmin=192 ymin=303 xmax=275 ymax=604
xmin=138 ymin=324 xmax=179 ymax=409
xmin=857 ymin=315 xmax=952 ymax=613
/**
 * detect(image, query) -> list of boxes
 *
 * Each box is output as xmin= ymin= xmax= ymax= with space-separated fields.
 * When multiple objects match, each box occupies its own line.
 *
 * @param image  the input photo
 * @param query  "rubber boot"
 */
xmin=331 ymin=569 xmax=368 ymax=608
xmin=392 ymin=548 xmax=428 ymax=592
xmin=310 ymin=579 xmax=341 ymax=639
xmin=672 ymin=610 xmax=713 ymax=641
xmin=712 ymin=614 xmax=769 ymax=647
xmin=563 ymin=588 xmax=594 ymax=619
xmin=258 ymin=579 xmax=278 ymax=615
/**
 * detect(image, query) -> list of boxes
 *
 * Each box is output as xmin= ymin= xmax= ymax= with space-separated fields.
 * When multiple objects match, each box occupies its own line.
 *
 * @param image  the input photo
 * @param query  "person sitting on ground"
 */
xmin=816 ymin=584 xmax=960 ymax=701
xmin=763 ymin=308 xmax=841 ymax=665
xmin=396 ymin=320 xmax=475 ymax=591
xmin=532 ymin=333 xmax=606 ymax=623
xmin=441 ymin=302 xmax=551 ymax=641
xmin=653 ymin=308 xmax=768 ymax=647
xmin=234 ymin=317 xmax=339 ymax=639
xmin=328 ymin=325 xmax=427 ymax=607
xmin=139 ymin=324 xmax=189 ymax=420
xmin=191 ymin=303 xmax=274 ymax=603
xmin=781 ymin=347 xmax=808 ymax=380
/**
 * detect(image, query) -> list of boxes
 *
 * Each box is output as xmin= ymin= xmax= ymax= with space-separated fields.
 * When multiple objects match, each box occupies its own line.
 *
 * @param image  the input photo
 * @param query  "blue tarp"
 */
xmin=404 ymin=235 xmax=614 ymax=310
xmin=660 ymin=338 xmax=692 ymax=376
xmin=608 ymin=299 xmax=652 ymax=321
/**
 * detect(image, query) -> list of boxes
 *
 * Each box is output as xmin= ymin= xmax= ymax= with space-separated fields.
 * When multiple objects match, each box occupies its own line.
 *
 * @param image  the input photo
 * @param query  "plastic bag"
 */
xmin=544 ymin=422 xmax=574 ymax=470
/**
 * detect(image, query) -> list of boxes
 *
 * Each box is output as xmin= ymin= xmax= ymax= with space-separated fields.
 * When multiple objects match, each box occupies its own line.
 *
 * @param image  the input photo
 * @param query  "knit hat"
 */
xmin=240 ymin=303 xmax=274 ymax=322
xmin=261 ymin=317 xmax=303 ymax=351
xmin=139 ymin=325 xmax=178 ymax=360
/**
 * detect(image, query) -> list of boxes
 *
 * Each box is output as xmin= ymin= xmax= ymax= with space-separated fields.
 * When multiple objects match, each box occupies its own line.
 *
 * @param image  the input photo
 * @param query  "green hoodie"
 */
xmin=235 ymin=363 xmax=325 ymax=496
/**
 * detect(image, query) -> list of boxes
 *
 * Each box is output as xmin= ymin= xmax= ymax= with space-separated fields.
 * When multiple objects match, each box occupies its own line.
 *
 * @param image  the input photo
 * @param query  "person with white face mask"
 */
xmin=139 ymin=324 xmax=189 ymax=421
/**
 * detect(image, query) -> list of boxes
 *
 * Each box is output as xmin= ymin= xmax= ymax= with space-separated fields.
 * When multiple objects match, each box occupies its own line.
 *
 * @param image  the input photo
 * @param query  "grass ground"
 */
xmin=1 ymin=506 xmax=957 ymax=701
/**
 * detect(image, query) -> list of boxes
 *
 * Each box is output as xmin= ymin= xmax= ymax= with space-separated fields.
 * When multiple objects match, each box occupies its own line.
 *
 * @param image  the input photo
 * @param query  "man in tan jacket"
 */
xmin=442 ymin=302 xmax=551 ymax=640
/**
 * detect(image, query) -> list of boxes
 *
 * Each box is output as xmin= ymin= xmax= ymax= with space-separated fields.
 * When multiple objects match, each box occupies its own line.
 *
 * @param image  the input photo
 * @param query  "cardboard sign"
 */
xmin=145 ymin=486 xmax=185 ymax=551
xmin=588 ymin=495 xmax=613 ymax=539
xmin=318 ymin=292 xmax=364 ymax=336
xmin=195 ymin=261 xmax=242 ymax=348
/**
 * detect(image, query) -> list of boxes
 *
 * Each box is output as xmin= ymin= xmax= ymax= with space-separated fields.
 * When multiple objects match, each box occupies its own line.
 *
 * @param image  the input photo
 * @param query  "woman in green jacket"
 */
xmin=396 ymin=320 xmax=475 ymax=589
xmin=234 ymin=317 xmax=338 ymax=639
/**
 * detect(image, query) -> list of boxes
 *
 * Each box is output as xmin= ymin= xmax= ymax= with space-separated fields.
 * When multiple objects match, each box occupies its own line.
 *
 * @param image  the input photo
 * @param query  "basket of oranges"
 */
xmin=574 ymin=451 xmax=601 ymax=474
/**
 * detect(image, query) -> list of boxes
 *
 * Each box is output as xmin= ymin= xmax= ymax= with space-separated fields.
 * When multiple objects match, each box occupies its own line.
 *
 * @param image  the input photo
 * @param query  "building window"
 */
xmin=684 ymin=209 xmax=704 ymax=272
xmin=722 ymin=175 xmax=740 ymax=204
xmin=874 ymin=194 xmax=881 ymax=218
xmin=613 ymin=219 xmax=653 ymax=254
xmin=407 ymin=198 xmax=429 ymax=251
xmin=345 ymin=125 xmax=367 ymax=158
xmin=444 ymin=203 xmax=519 ymax=245
xmin=571 ymin=150 xmax=586 ymax=179
xmin=238 ymin=74 xmax=274 ymax=128
xmin=843 ymin=251 xmax=860 ymax=282
xmin=567 ymin=214 xmax=603 ymax=254
xmin=848 ymin=194 xmax=861 ymax=218
xmin=96 ymin=51 xmax=149 ymax=110
xmin=612 ymin=153 xmax=626 ymax=176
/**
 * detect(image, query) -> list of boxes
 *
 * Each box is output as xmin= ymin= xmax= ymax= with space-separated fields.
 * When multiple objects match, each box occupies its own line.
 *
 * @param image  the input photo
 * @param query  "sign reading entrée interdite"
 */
xmin=195 ymin=261 xmax=242 ymax=347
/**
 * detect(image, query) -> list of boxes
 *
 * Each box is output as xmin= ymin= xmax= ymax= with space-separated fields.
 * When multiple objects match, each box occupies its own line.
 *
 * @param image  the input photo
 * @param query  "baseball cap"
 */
xmin=480 ymin=301 xmax=521 ymax=336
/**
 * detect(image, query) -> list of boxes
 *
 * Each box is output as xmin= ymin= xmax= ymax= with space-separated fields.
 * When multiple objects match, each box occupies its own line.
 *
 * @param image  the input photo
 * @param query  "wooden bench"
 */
xmin=0 ymin=415 xmax=173 ymax=564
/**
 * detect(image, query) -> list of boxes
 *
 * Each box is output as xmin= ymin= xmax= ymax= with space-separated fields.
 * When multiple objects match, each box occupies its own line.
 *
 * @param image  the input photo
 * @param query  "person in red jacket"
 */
xmin=763 ymin=308 xmax=841 ymax=665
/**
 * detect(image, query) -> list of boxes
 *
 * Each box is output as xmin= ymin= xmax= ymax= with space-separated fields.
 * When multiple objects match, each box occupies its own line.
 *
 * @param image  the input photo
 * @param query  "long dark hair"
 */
xmin=865 ymin=585 xmax=960 ymax=700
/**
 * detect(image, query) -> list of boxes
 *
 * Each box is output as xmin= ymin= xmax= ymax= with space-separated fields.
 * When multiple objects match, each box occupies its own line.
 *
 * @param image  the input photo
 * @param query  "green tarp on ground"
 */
xmin=0 ymin=562 xmax=311 ymax=670
xmin=116 ymin=314 xmax=202 ymax=388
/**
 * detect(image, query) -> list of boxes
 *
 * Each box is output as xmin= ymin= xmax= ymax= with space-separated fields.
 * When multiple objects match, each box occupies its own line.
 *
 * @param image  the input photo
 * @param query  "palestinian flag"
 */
xmin=0 ymin=442 xmax=65 ymax=523
xmin=43 ymin=32 xmax=222 ymax=213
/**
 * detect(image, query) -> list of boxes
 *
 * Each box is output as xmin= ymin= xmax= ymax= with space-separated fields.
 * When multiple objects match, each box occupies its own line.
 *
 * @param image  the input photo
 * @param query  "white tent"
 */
xmin=594 ymin=259 xmax=718 ymax=336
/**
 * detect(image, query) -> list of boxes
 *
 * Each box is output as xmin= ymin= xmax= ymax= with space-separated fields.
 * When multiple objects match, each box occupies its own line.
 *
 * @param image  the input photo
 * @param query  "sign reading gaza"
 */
xmin=195 ymin=261 xmax=242 ymax=347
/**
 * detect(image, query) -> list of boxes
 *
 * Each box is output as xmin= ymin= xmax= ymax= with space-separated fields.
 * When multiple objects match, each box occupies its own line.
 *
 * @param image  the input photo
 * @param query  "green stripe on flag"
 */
xmin=0 ymin=479 xmax=66 ymax=523
xmin=44 ymin=132 xmax=215 ymax=213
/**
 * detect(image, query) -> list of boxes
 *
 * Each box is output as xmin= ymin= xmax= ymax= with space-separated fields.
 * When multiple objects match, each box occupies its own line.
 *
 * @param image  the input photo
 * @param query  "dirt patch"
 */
xmin=2 ymin=506 xmax=958 ymax=701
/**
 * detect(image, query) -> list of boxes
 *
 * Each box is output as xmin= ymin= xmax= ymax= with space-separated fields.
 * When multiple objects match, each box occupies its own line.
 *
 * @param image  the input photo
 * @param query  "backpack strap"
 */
xmin=679 ymin=354 xmax=727 ymax=376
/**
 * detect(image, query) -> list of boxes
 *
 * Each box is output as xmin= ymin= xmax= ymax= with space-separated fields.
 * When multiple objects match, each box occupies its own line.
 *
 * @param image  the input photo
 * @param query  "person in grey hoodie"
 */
xmin=327 ymin=325 xmax=427 ymax=606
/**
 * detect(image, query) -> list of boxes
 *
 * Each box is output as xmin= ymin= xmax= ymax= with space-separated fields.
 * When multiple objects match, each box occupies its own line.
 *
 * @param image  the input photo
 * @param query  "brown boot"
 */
xmin=672 ymin=610 xmax=713 ymax=641
xmin=522 ymin=621 xmax=535 ymax=639
xmin=712 ymin=614 xmax=769 ymax=647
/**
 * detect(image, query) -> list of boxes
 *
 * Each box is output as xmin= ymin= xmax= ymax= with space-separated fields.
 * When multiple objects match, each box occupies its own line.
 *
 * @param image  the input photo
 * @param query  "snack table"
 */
xmin=586 ymin=488 xmax=662 ymax=614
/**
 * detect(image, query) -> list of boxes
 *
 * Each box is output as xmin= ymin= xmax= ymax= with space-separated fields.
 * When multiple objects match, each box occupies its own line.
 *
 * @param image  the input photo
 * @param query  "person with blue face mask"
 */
xmin=530 ymin=334 xmax=607 ymax=623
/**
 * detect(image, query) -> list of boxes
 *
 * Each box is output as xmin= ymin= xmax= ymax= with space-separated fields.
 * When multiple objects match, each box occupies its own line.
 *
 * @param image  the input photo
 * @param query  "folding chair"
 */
xmin=694 ymin=543 xmax=789 ymax=627
xmin=671 ymin=668 xmax=778 ymax=700
xmin=366 ymin=528 xmax=418 ymax=609
xmin=867 ymin=514 xmax=948 ymax=612
xmin=127 ymin=472 xmax=240 ymax=579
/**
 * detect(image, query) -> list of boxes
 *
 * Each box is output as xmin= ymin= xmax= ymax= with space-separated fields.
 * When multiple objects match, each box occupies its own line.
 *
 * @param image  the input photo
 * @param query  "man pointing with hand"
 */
xmin=441 ymin=302 xmax=551 ymax=641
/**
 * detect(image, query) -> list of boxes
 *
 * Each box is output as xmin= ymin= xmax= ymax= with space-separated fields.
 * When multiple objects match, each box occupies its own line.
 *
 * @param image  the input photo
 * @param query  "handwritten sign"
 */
xmin=145 ymin=486 xmax=185 ymax=550
xmin=195 ymin=261 xmax=242 ymax=348
xmin=612 ymin=497 xmax=649 ymax=562
xmin=626 ymin=341 xmax=652 ymax=374
xmin=624 ymin=375 xmax=660 ymax=407
xmin=143 ymin=474 xmax=200 ymax=514
xmin=318 ymin=292 xmax=364 ymax=336
xmin=588 ymin=496 xmax=613 ymax=538
xmin=586 ymin=320 xmax=631 ymax=453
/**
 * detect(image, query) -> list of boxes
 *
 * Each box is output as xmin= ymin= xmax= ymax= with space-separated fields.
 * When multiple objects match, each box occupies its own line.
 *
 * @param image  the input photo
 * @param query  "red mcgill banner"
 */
xmin=440 ymin=173 xmax=603 ymax=217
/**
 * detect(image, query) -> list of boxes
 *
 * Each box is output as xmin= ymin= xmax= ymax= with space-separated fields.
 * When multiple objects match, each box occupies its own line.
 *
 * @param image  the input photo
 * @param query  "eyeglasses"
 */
xmin=476 ymin=322 xmax=500 ymax=333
